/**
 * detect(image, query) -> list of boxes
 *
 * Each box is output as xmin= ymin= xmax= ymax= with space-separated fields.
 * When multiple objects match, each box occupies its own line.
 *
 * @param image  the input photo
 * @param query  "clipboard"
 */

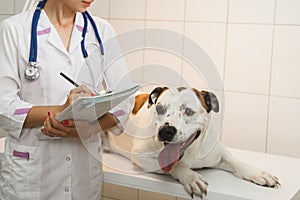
xmin=55 ymin=85 xmax=140 ymax=122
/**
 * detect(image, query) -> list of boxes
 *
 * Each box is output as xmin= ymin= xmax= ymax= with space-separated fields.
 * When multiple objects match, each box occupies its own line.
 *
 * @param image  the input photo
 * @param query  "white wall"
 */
xmin=1 ymin=0 xmax=300 ymax=159
xmin=90 ymin=0 xmax=300 ymax=159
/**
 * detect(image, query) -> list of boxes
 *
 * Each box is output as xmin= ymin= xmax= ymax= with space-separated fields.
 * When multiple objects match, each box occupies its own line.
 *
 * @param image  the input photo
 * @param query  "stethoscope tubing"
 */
xmin=29 ymin=0 xmax=46 ymax=64
xmin=84 ymin=11 xmax=104 ymax=56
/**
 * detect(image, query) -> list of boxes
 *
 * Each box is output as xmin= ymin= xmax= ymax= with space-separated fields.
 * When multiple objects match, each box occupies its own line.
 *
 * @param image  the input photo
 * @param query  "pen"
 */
xmin=60 ymin=72 xmax=79 ymax=87
xmin=60 ymin=72 xmax=100 ymax=95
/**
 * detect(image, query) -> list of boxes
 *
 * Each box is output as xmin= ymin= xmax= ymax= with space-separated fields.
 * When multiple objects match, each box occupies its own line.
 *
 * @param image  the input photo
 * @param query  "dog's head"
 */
xmin=147 ymin=87 xmax=219 ymax=172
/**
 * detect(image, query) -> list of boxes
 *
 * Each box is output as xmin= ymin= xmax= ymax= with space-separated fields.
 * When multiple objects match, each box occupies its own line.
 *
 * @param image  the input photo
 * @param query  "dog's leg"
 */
xmin=217 ymin=148 xmax=280 ymax=188
xmin=169 ymin=163 xmax=208 ymax=199
xmin=101 ymin=132 xmax=112 ymax=153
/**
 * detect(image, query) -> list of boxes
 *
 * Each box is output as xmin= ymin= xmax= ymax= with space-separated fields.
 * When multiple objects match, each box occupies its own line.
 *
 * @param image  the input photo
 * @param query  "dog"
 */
xmin=102 ymin=87 xmax=280 ymax=199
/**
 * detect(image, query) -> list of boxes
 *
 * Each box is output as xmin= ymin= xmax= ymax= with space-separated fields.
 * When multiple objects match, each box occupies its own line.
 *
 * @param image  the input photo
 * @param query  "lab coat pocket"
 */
xmin=1 ymin=142 xmax=41 ymax=200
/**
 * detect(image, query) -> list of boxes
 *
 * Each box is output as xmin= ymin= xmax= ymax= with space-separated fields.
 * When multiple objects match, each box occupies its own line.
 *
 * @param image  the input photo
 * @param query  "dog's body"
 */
xmin=103 ymin=87 xmax=280 ymax=198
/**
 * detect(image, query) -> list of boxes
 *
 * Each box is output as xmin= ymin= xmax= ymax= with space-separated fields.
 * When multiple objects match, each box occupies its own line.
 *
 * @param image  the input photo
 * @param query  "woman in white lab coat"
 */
xmin=0 ymin=0 xmax=132 ymax=199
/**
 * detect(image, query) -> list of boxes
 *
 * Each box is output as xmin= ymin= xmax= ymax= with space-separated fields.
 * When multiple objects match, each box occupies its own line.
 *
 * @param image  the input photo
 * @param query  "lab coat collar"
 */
xmin=69 ymin=12 xmax=85 ymax=54
xmin=38 ymin=10 xmax=85 ymax=57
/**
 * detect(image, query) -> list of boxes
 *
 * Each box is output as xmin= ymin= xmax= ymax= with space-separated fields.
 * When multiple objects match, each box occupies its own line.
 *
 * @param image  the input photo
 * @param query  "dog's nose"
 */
xmin=158 ymin=124 xmax=177 ymax=142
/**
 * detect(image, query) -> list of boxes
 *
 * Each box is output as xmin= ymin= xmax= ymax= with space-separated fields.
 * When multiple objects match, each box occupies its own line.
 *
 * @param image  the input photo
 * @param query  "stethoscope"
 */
xmin=25 ymin=0 xmax=104 ymax=81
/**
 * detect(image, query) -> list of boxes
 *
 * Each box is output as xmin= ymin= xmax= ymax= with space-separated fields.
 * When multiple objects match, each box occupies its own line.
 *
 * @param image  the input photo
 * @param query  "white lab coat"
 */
xmin=0 ymin=7 xmax=132 ymax=200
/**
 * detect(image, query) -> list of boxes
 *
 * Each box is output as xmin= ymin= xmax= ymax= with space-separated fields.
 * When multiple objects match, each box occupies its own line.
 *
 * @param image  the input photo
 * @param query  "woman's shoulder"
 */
xmin=1 ymin=10 xmax=32 ymax=32
xmin=91 ymin=15 xmax=118 ymax=40
xmin=92 ymin=16 xmax=114 ymax=32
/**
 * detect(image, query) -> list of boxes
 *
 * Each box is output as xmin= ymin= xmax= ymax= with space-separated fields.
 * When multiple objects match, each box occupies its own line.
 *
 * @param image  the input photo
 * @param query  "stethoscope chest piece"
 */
xmin=25 ymin=62 xmax=40 ymax=81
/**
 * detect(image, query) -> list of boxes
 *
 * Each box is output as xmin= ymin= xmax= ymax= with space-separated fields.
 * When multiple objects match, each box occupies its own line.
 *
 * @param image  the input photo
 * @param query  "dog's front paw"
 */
xmin=250 ymin=171 xmax=280 ymax=188
xmin=179 ymin=170 xmax=208 ymax=199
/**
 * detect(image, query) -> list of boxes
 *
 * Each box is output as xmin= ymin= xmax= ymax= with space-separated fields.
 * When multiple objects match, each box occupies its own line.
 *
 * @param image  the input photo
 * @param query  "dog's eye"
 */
xmin=184 ymin=107 xmax=195 ymax=116
xmin=156 ymin=104 xmax=166 ymax=115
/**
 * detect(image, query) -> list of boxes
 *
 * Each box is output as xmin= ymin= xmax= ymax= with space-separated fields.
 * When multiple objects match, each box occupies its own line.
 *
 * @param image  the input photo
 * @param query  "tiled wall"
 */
xmin=88 ymin=0 xmax=300 ymax=159
xmin=1 ymin=0 xmax=300 ymax=199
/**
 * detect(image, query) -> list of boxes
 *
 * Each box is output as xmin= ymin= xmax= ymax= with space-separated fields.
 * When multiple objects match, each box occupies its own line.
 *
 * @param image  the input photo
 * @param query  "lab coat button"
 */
xmin=66 ymin=156 xmax=71 ymax=161
xmin=64 ymin=187 xmax=70 ymax=192
xmin=67 ymin=61 xmax=71 ymax=65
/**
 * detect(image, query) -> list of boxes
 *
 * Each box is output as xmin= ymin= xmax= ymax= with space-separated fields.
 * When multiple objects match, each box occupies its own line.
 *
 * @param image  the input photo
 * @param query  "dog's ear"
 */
xmin=132 ymin=94 xmax=150 ymax=115
xmin=147 ymin=87 xmax=168 ymax=108
xmin=193 ymin=89 xmax=219 ymax=113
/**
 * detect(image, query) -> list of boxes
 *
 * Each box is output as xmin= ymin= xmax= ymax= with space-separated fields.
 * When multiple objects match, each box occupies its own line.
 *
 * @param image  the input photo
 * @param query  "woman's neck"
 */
xmin=43 ymin=0 xmax=76 ymax=51
xmin=43 ymin=0 xmax=76 ymax=27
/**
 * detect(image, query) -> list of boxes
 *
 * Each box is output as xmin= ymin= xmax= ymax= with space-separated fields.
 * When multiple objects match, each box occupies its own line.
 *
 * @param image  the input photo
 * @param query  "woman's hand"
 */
xmin=41 ymin=85 xmax=97 ymax=138
xmin=41 ymin=113 xmax=97 ymax=138
xmin=59 ymin=85 xmax=96 ymax=114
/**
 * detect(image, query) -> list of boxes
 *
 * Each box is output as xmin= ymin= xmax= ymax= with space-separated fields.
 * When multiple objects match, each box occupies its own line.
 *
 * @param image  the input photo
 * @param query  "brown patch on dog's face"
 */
xmin=132 ymin=94 xmax=150 ymax=115
xmin=193 ymin=89 xmax=219 ymax=113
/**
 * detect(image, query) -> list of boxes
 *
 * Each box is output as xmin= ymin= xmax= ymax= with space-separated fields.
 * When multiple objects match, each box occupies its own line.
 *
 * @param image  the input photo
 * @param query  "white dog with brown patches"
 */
xmin=103 ymin=87 xmax=280 ymax=199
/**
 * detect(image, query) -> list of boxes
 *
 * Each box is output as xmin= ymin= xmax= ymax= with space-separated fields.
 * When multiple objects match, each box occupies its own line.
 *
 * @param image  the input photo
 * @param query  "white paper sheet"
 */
xmin=55 ymin=85 xmax=140 ymax=122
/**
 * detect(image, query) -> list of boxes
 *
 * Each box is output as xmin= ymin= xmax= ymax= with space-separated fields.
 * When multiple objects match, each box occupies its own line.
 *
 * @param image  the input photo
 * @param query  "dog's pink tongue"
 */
xmin=158 ymin=143 xmax=180 ymax=172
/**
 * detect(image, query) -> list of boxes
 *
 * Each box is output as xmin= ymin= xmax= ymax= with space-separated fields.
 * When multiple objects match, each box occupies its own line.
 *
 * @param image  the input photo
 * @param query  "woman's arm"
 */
xmin=23 ymin=105 xmax=64 ymax=128
xmin=24 ymin=85 xmax=94 ymax=129
xmin=40 ymin=85 xmax=117 ymax=138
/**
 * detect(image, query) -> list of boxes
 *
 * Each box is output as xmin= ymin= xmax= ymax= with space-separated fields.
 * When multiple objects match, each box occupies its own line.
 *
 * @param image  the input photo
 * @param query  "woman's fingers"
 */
xmin=42 ymin=117 xmax=66 ymax=137
xmin=63 ymin=85 xmax=95 ymax=108
xmin=43 ymin=112 xmax=72 ymax=137
xmin=42 ymin=112 xmax=99 ymax=138
xmin=71 ymin=85 xmax=94 ymax=95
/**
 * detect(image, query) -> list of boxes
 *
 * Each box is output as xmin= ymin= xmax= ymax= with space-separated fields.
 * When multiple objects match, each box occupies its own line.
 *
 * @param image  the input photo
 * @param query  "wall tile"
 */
xmin=0 ymin=15 xmax=12 ymax=22
xmin=146 ymin=0 xmax=185 ymax=21
xmin=143 ymin=25 xmax=184 ymax=86
xmin=0 ymin=0 xmax=14 ymax=14
xmin=102 ymin=197 xmax=115 ymax=200
xmin=109 ymin=20 xmax=145 ymax=83
xmin=185 ymin=0 xmax=228 ymax=22
xmin=228 ymin=0 xmax=275 ymax=24
xmin=143 ymin=51 xmax=183 ymax=87
xmin=275 ymin=0 xmax=300 ymax=25
xmin=139 ymin=190 xmax=176 ymax=200
xmin=184 ymin=22 xmax=227 ymax=79
xmin=14 ymin=0 xmax=27 ymax=14
xmin=124 ymin=51 xmax=144 ymax=83
xmin=221 ymin=92 xmax=268 ymax=152
xmin=110 ymin=19 xmax=145 ymax=34
xmin=267 ymin=96 xmax=300 ymax=158
xmin=182 ymin=60 xmax=210 ymax=89
xmin=103 ymin=183 xmax=138 ymax=200
xmin=271 ymin=25 xmax=300 ymax=98
xmin=224 ymin=24 xmax=273 ymax=94
xmin=145 ymin=20 xmax=184 ymax=34
xmin=110 ymin=0 xmax=145 ymax=20
xmin=143 ymin=20 xmax=185 ymax=86
xmin=89 ymin=0 xmax=109 ymax=19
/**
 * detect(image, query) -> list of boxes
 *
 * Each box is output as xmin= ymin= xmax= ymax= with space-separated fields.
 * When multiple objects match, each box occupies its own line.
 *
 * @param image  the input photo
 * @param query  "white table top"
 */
xmin=103 ymin=148 xmax=300 ymax=200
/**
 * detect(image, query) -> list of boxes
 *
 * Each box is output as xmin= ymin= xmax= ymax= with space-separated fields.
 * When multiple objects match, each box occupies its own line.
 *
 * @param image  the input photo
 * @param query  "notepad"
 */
xmin=55 ymin=85 xmax=140 ymax=122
